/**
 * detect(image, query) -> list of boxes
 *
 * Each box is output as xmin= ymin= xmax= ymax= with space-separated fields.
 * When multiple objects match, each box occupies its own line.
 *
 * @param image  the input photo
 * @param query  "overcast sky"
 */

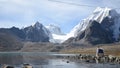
xmin=0 ymin=0 xmax=120 ymax=33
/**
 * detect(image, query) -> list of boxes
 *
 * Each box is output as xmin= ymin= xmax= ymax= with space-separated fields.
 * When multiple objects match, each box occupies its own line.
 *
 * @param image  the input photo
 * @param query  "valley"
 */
xmin=0 ymin=7 xmax=120 ymax=57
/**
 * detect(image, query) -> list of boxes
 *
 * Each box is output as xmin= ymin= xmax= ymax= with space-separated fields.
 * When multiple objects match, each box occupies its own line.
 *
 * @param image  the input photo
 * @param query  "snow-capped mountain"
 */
xmin=19 ymin=7 xmax=120 ymax=44
xmin=23 ymin=22 xmax=52 ymax=42
xmin=45 ymin=24 xmax=63 ymax=35
xmin=69 ymin=7 xmax=120 ymax=41
xmin=46 ymin=7 xmax=120 ymax=44
xmin=1 ymin=7 xmax=119 ymax=44
xmin=45 ymin=24 xmax=67 ymax=43
xmin=33 ymin=22 xmax=52 ymax=38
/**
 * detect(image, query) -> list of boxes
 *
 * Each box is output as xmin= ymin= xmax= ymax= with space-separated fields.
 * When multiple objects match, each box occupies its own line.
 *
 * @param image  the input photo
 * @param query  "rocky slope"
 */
xmin=0 ymin=22 xmax=51 ymax=51
xmin=0 ymin=28 xmax=23 ymax=51
xmin=64 ymin=20 xmax=113 ymax=45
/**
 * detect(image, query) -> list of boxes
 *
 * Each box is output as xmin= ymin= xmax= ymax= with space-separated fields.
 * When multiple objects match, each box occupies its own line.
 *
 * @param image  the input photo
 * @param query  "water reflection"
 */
xmin=0 ymin=52 xmax=72 ymax=65
xmin=0 ymin=52 xmax=54 ymax=65
xmin=0 ymin=52 xmax=23 ymax=65
xmin=0 ymin=52 xmax=119 ymax=68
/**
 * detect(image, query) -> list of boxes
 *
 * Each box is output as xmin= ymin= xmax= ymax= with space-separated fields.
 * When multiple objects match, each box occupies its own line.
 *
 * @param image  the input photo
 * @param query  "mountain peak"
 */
xmin=91 ymin=7 xmax=111 ymax=23
xmin=69 ymin=7 xmax=120 ymax=42
xmin=46 ymin=24 xmax=63 ymax=35
xmin=23 ymin=21 xmax=51 ymax=42
xmin=92 ymin=7 xmax=119 ymax=23
xmin=33 ymin=21 xmax=43 ymax=29
xmin=69 ymin=7 xmax=113 ymax=37
xmin=35 ymin=21 xmax=41 ymax=24
xmin=93 ymin=7 xmax=111 ymax=13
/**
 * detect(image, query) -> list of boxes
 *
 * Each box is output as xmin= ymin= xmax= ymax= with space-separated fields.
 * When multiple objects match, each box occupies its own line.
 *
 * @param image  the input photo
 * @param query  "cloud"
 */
xmin=102 ymin=0 xmax=120 ymax=8
xmin=0 ymin=0 xmax=92 ymax=24
xmin=0 ymin=0 xmax=119 ymax=33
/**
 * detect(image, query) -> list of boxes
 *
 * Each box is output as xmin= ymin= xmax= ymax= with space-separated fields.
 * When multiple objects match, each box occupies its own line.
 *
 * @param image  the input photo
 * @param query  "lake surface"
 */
xmin=0 ymin=52 xmax=120 ymax=68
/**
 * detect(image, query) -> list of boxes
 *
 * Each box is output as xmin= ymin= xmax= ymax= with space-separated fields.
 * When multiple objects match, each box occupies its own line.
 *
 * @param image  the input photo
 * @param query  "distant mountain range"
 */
xmin=0 ymin=22 xmax=50 ymax=42
xmin=0 ymin=7 xmax=120 ymax=50
xmin=0 ymin=22 xmax=51 ymax=51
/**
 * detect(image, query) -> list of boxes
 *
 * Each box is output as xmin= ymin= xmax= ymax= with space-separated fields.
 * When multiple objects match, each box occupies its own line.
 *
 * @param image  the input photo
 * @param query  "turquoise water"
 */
xmin=0 ymin=52 xmax=119 ymax=68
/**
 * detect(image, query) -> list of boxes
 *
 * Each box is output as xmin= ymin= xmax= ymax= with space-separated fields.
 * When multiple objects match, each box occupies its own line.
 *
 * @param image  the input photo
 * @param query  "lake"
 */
xmin=0 ymin=52 xmax=119 ymax=68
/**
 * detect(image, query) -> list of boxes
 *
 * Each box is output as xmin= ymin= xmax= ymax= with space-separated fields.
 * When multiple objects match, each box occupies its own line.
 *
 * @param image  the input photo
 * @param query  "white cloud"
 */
xmin=0 ymin=0 xmax=119 ymax=33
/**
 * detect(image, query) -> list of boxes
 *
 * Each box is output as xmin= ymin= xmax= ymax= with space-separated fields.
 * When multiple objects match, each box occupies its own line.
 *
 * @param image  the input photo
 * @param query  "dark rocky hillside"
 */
xmin=64 ymin=21 xmax=113 ymax=45
xmin=0 ymin=22 xmax=50 ymax=51
xmin=0 ymin=32 xmax=23 ymax=51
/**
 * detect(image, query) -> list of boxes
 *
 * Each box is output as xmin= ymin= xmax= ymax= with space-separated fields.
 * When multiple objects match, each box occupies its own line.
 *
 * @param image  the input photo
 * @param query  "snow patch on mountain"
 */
xmin=45 ymin=24 xmax=67 ymax=43
xmin=49 ymin=34 xmax=67 ymax=43
xmin=46 ymin=24 xmax=63 ymax=35
xmin=93 ymin=7 xmax=111 ymax=23
xmin=69 ymin=19 xmax=90 ymax=37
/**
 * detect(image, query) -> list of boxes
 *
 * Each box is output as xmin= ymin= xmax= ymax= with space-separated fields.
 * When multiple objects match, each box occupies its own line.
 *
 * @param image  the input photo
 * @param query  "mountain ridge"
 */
xmin=0 ymin=7 xmax=120 ymax=45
